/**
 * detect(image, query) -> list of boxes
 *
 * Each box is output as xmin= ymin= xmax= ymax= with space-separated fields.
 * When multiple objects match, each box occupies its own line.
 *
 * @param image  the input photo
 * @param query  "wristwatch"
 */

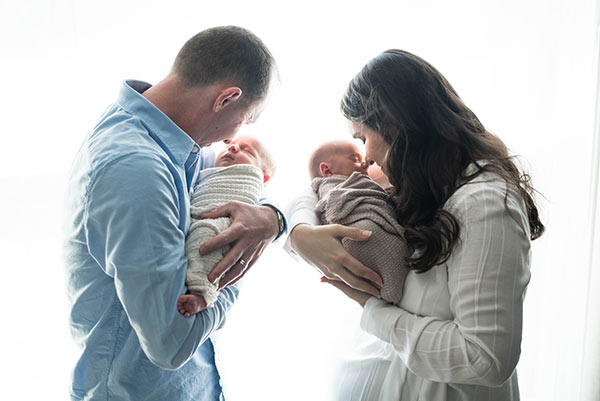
xmin=264 ymin=204 xmax=285 ymax=239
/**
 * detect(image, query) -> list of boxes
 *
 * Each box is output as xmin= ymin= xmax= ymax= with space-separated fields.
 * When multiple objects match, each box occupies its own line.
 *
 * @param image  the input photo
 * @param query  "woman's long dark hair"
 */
xmin=341 ymin=49 xmax=545 ymax=273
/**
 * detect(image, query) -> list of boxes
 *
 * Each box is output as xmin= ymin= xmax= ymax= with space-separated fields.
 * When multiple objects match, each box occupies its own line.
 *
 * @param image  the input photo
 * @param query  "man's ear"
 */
xmin=213 ymin=87 xmax=242 ymax=112
xmin=319 ymin=162 xmax=333 ymax=177
xmin=263 ymin=172 xmax=271 ymax=184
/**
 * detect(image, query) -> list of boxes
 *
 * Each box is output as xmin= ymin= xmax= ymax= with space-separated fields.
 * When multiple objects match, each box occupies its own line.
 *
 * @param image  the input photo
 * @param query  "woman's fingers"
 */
xmin=290 ymin=223 xmax=382 ymax=296
xmin=320 ymin=276 xmax=372 ymax=307
xmin=326 ymin=224 xmax=383 ymax=288
xmin=326 ymin=260 xmax=381 ymax=298
xmin=331 ymin=224 xmax=373 ymax=242
xmin=339 ymin=251 xmax=383 ymax=288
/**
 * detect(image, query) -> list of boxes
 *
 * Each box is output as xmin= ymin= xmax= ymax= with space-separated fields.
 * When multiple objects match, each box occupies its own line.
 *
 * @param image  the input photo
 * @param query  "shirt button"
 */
xmin=191 ymin=146 xmax=199 ymax=153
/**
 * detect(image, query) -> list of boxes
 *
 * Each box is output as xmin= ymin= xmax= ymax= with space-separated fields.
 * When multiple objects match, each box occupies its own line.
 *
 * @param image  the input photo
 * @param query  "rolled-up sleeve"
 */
xmin=85 ymin=153 xmax=237 ymax=370
xmin=360 ymin=183 xmax=531 ymax=386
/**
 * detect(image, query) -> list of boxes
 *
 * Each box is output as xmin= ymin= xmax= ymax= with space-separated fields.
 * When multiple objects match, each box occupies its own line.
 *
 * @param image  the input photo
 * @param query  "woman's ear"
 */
xmin=263 ymin=172 xmax=271 ymax=184
xmin=213 ymin=87 xmax=242 ymax=112
xmin=319 ymin=162 xmax=333 ymax=177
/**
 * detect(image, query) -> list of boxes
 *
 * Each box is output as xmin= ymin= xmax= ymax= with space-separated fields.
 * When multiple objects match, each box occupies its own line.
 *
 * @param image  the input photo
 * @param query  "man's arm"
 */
xmin=85 ymin=153 xmax=237 ymax=370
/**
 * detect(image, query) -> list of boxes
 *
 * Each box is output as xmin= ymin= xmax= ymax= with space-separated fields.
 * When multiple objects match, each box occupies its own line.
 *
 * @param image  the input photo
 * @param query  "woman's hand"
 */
xmin=290 ymin=223 xmax=382 ymax=298
xmin=320 ymin=277 xmax=372 ymax=308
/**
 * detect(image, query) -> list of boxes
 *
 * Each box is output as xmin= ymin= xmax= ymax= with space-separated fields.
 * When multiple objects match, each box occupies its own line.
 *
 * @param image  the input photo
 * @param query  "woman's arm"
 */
xmin=283 ymin=186 xmax=320 ymax=238
xmin=283 ymin=187 xmax=383 ymax=296
xmin=359 ymin=182 xmax=531 ymax=386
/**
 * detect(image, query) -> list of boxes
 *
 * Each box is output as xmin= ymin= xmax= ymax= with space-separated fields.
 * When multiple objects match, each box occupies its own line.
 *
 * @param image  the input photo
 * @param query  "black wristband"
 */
xmin=263 ymin=204 xmax=285 ymax=239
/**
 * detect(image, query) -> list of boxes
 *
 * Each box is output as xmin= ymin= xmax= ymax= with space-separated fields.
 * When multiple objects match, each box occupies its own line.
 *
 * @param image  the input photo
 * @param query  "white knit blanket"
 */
xmin=185 ymin=164 xmax=264 ymax=304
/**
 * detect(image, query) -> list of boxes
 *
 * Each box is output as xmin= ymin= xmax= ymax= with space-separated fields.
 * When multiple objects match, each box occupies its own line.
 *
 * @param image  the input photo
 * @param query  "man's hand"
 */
xmin=199 ymin=201 xmax=279 ymax=289
xmin=290 ymin=223 xmax=382 ymax=298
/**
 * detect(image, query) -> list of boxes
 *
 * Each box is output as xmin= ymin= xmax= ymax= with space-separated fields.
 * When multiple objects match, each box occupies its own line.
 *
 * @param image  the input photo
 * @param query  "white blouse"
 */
xmin=284 ymin=168 xmax=531 ymax=401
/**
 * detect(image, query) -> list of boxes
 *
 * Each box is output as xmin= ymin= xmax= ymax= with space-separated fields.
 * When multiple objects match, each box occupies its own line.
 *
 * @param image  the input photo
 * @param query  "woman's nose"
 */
xmin=361 ymin=160 xmax=373 ymax=170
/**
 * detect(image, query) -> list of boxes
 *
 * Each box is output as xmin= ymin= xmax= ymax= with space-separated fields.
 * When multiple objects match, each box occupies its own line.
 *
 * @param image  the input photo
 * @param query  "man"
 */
xmin=63 ymin=26 xmax=285 ymax=401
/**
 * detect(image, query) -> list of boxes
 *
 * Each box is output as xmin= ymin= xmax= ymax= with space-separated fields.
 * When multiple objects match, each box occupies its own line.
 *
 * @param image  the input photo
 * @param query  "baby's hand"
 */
xmin=177 ymin=293 xmax=210 ymax=317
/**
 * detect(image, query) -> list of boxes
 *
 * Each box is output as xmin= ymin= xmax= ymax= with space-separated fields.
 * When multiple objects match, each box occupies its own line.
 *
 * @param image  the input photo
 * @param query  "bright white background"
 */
xmin=1 ymin=1 xmax=598 ymax=400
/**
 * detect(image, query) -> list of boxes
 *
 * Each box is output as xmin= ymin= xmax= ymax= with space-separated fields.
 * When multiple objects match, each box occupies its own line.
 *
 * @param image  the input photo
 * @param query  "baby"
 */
xmin=177 ymin=136 xmax=275 ymax=317
xmin=309 ymin=140 xmax=410 ymax=304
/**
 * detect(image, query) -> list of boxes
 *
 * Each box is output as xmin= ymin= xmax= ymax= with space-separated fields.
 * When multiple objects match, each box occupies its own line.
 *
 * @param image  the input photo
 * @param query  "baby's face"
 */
xmin=215 ymin=136 xmax=264 ymax=169
xmin=326 ymin=143 xmax=369 ymax=176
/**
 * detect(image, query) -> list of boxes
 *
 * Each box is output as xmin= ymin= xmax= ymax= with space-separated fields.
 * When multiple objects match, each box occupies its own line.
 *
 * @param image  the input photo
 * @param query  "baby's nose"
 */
xmin=228 ymin=143 xmax=240 ymax=153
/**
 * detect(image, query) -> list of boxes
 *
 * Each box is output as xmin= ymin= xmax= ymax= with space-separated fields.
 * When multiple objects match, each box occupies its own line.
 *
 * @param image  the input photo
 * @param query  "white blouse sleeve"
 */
xmin=282 ymin=186 xmax=319 ymax=260
xmin=360 ymin=181 xmax=532 ymax=386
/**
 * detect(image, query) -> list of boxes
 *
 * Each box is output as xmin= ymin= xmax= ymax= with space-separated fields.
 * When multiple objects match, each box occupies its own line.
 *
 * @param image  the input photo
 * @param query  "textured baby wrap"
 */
xmin=186 ymin=164 xmax=263 ymax=304
xmin=312 ymin=172 xmax=410 ymax=304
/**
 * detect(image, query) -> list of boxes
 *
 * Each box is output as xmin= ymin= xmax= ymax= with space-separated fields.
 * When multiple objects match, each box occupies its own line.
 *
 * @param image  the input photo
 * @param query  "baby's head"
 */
xmin=309 ymin=140 xmax=370 ymax=179
xmin=215 ymin=136 xmax=275 ymax=183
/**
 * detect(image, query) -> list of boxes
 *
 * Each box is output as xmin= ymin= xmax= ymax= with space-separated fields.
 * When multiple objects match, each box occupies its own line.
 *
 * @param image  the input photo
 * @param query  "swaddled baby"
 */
xmin=178 ymin=136 xmax=275 ymax=316
xmin=309 ymin=140 xmax=410 ymax=304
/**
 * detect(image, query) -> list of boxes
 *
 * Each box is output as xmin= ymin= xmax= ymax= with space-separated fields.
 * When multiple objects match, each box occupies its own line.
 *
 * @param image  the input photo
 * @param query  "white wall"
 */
xmin=0 ymin=1 xmax=597 ymax=400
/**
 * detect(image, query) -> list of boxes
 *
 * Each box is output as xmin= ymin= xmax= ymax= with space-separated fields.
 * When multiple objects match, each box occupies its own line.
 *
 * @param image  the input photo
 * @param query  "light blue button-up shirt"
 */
xmin=63 ymin=80 xmax=239 ymax=401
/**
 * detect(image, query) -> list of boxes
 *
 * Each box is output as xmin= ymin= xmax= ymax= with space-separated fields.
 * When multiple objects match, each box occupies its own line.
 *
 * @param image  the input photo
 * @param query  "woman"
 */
xmin=285 ymin=49 xmax=544 ymax=400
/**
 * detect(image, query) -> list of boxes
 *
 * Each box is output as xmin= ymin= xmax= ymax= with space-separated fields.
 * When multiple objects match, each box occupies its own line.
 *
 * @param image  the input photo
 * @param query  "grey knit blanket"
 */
xmin=312 ymin=172 xmax=410 ymax=304
xmin=185 ymin=164 xmax=264 ymax=304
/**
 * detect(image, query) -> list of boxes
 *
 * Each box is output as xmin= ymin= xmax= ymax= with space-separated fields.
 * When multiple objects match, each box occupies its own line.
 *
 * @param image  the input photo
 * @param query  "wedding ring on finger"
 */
xmin=238 ymin=259 xmax=248 ymax=267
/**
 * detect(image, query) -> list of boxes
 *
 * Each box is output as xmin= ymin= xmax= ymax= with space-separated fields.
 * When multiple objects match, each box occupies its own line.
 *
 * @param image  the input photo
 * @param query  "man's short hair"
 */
xmin=173 ymin=26 xmax=276 ymax=103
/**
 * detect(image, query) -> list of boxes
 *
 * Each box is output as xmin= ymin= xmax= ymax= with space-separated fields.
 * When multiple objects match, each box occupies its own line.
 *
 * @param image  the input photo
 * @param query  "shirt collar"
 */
xmin=116 ymin=79 xmax=198 ymax=166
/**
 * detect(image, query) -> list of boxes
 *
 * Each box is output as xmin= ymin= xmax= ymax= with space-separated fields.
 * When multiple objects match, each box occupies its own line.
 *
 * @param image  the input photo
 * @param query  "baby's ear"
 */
xmin=263 ymin=172 xmax=271 ymax=184
xmin=319 ymin=162 xmax=333 ymax=177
